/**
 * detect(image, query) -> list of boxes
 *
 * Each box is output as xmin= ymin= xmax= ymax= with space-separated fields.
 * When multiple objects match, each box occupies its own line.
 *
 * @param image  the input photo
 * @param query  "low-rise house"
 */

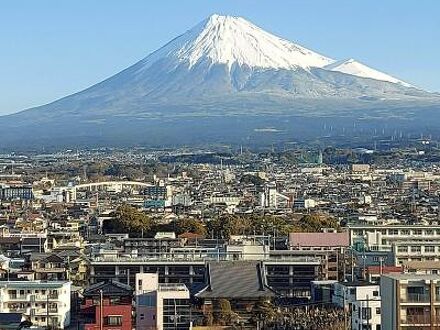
xmin=81 ymin=280 xmax=133 ymax=330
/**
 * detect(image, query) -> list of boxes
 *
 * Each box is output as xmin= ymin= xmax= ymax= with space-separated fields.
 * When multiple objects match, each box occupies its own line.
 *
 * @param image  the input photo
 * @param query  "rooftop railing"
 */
xmin=91 ymin=253 xmax=321 ymax=264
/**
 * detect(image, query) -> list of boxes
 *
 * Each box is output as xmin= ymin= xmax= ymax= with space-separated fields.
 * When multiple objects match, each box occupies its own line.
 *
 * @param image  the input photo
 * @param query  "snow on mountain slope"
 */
xmin=139 ymin=14 xmax=334 ymax=71
xmin=324 ymin=58 xmax=412 ymax=87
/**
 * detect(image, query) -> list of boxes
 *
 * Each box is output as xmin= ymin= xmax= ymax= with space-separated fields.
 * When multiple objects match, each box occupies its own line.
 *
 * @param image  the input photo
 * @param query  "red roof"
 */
xmin=289 ymin=232 xmax=349 ymax=248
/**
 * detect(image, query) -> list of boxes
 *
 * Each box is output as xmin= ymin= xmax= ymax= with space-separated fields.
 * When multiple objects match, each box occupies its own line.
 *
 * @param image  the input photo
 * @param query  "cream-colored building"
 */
xmin=0 ymin=280 xmax=71 ymax=329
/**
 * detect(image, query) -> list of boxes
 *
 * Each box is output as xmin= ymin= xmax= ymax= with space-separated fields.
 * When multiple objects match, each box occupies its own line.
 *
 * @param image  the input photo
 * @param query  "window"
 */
xmin=138 ymin=279 xmax=143 ymax=290
xmin=388 ymin=229 xmax=398 ymax=235
xmin=426 ymin=230 xmax=434 ymax=235
xmin=413 ymin=229 xmax=422 ymax=235
xmin=398 ymin=246 xmax=408 ymax=253
xmin=425 ymin=246 xmax=435 ymax=253
xmin=362 ymin=307 xmax=372 ymax=320
xmin=401 ymin=229 xmax=410 ymax=235
xmin=407 ymin=286 xmax=427 ymax=295
xmin=410 ymin=246 xmax=421 ymax=253
xmin=105 ymin=316 xmax=122 ymax=326
xmin=373 ymin=291 xmax=379 ymax=297
xmin=376 ymin=307 xmax=381 ymax=314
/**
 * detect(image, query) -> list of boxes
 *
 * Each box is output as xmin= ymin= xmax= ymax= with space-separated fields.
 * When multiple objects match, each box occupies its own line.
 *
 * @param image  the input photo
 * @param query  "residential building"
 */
xmin=381 ymin=274 xmax=440 ymax=329
xmin=81 ymin=280 xmax=133 ymax=330
xmin=136 ymin=273 xmax=191 ymax=330
xmin=333 ymin=281 xmax=381 ymax=330
xmin=0 ymin=280 xmax=71 ymax=329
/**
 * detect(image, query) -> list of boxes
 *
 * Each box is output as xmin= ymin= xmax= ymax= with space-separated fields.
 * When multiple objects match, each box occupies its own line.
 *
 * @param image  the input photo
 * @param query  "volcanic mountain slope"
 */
xmin=1 ymin=14 xmax=439 ymax=148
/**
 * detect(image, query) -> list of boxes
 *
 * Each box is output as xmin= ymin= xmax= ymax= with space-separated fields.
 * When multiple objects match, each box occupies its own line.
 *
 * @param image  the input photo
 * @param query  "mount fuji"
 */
xmin=1 ymin=14 xmax=439 ymax=148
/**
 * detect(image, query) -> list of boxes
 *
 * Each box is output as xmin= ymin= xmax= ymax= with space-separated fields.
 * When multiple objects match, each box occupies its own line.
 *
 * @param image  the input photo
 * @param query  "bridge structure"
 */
xmin=68 ymin=181 xmax=152 ymax=201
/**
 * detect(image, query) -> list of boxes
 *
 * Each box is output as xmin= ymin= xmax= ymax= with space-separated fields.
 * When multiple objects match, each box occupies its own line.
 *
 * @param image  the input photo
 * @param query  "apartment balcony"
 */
xmin=33 ymin=267 xmax=66 ymax=273
xmin=7 ymin=307 xmax=30 ymax=314
xmin=33 ymin=294 xmax=59 ymax=301
xmin=31 ymin=308 xmax=59 ymax=315
xmin=6 ymin=295 xmax=29 ymax=301
xmin=402 ymin=293 xmax=431 ymax=303
xmin=401 ymin=314 xmax=431 ymax=325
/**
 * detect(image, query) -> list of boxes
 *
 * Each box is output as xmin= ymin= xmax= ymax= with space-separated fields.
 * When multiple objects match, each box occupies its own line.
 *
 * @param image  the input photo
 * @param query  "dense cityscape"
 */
xmin=1 ymin=142 xmax=440 ymax=329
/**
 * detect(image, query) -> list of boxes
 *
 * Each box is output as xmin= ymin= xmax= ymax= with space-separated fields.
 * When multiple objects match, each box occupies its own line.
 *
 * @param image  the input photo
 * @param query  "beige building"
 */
xmin=381 ymin=274 xmax=440 ymax=329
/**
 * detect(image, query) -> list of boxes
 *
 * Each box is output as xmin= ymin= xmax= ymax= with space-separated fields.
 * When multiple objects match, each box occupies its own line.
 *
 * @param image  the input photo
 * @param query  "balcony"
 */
xmin=402 ymin=314 xmax=431 ymax=325
xmin=403 ymin=293 xmax=430 ymax=303
xmin=34 ymin=294 xmax=59 ymax=301
xmin=7 ymin=295 xmax=28 ymax=301
xmin=29 ymin=307 xmax=58 ymax=315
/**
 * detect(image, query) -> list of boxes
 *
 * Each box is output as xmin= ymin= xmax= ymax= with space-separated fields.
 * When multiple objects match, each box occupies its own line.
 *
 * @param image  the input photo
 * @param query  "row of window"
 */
xmin=397 ymin=246 xmax=437 ymax=253
xmin=6 ymin=289 xmax=60 ymax=296
xmin=353 ymin=229 xmax=440 ymax=236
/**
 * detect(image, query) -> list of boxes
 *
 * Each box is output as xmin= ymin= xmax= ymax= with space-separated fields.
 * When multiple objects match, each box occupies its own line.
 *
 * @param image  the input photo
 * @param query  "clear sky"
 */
xmin=1 ymin=0 xmax=439 ymax=115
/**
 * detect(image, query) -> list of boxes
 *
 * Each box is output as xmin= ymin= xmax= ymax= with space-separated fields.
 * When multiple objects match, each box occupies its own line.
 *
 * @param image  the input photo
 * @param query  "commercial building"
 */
xmin=0 ymin=183 xmax=33 ymax=201
xmin=349 ymin=225 xmax=440 ymax=264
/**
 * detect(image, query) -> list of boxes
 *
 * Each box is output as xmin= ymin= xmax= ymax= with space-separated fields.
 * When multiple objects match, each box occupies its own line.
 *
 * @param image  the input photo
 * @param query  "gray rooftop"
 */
xmin=196 ymin=261 xmax=274 ymax=299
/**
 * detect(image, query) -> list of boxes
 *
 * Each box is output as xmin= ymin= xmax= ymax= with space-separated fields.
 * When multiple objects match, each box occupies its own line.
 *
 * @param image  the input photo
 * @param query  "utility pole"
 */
xmin=343 ymin=290 xmax=348 ymax=330
xmin=351 ymin=248 xmax=355 ymax=281
xmin=46 ymin=293 xmax=49 ymax=329
xmin=366 ymin=294 xmax=370 ymax=329
xmin=99 ymin=289 xmax=103 ymax=330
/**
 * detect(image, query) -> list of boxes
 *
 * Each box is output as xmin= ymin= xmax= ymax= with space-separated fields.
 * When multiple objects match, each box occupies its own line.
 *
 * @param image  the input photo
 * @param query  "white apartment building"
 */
xmin=135 ymin=273 xmax=191 ymax=330
xmin=0 ymin=280 xmax=71 ymax=329
xmin=333 ymin=282 xmax=381 ymax=330
xmin=349 ymin=225 xmax=440 ymax=264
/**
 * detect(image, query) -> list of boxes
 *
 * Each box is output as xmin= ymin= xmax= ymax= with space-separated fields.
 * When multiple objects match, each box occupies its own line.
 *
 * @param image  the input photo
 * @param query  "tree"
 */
xmin=172 ymin=218 xmax=206 ymax=236
xmin=207 ymin=215 xmax=252 ymax=239
xmin=252 ymin=298 xmax=278 ymax=327
xmin=214 ymin=299 xmax=239 ymax=325
xmin=109 ymin=205 xmax=153 ymax=235
xmin=294 ymin=213 xmax=340 ymax=232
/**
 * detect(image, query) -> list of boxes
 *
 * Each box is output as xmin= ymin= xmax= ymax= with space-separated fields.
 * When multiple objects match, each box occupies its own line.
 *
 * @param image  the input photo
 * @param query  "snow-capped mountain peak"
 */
xmin=141 ymin=14 xmax=334 ymax=71
xmin=324 ymin=58 xmax=412 ymax=87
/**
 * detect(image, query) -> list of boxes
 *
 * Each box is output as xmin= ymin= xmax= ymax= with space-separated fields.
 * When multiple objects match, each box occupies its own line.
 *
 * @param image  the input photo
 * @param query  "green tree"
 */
xmin=294 ymin=213 xmax=340 ymax=232
xmin=172 ymin=218 xmax=207 ymax=236
xmin=214 ymin=299 xmax=239 ymax=326
xmin=110 ymin=204 xmax=154 ymax=234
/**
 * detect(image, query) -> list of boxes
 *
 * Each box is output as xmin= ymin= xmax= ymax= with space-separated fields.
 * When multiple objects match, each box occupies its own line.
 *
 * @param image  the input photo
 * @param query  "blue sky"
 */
xmin=1 ymin=0 xmax=439 ymax=115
